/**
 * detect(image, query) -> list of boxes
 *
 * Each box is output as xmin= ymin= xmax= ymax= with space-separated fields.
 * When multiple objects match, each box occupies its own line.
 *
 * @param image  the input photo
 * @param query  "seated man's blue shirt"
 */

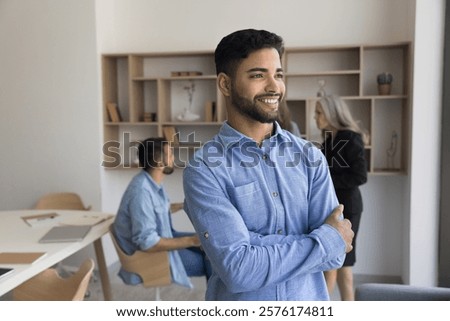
xmin=183 ymin=122 xmax=346 ymax=300
xmin=114 ymin=170 xmax=192 ymax=288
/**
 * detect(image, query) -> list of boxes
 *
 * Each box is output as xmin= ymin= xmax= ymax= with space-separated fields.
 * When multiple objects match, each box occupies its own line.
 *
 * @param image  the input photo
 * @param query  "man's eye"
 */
xmin=250 ymin=74 xmax=263 ymax=78
xmin=276 ymin=73 xmax=284 ymax=79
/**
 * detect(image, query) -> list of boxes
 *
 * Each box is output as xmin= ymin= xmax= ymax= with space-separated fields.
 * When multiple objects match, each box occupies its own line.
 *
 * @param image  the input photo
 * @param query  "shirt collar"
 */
xmin=218 ymin=121 xmax=291 ymax=146
xmin=141 ymin=170 xmax=163 ymax=191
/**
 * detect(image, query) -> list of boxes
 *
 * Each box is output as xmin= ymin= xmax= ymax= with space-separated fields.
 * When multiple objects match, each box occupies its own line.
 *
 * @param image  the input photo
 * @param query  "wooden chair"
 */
xmin=109 ymin=226 xmax=171 ymax=300
xmin=13 ymin=258 xmax=95 ymax=301
xmin=33 ymin=192 xmax=94 ymax=277
xmin=34 ymin=192 xmax=91 ymax=211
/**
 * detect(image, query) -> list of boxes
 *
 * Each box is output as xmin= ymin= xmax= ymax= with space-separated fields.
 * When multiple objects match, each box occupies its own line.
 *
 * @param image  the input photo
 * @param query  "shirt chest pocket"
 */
xmin=227 ymin=181 xmax=272 ymax=232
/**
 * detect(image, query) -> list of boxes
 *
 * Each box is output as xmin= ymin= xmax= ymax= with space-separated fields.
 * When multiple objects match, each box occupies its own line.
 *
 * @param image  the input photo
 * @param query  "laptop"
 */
xmin=38 ymin=225 xmax=92 ymax=243
xmin=0 ymin=267 xmax=14 ymax=279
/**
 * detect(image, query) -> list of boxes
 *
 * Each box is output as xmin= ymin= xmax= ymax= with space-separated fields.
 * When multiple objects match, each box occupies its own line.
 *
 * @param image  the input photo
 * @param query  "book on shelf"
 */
xmin=106 ymin=102 xmax=122 ymax=122
xmin=163 ymin=126 xmax=179 ymax=147
xmin=170 ymin=71 xmax=203 ymax=77
xmin=204 ymin=101 xmax=217 ymax=122
xmin=143 ymin=112 xmax=157 ymax=122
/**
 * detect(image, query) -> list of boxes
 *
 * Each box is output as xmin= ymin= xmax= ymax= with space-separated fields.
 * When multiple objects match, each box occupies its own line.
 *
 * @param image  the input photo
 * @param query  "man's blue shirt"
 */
xmin=113 ymin=170 xmax=192 ymax=288
xmin=183 ymin=122 xmax=345 ymax=300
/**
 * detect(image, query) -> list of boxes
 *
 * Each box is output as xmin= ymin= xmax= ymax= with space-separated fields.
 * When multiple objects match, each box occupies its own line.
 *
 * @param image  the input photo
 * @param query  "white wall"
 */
xmin=96 ymin=0 xmax=419 ymax=278
xmin=96 ymin=0 xmax=413 ymax=52
xmin=407 ymin=0 xmax=445 ymax=286
xmin=0 ymin=0 xmax=101 ymax=210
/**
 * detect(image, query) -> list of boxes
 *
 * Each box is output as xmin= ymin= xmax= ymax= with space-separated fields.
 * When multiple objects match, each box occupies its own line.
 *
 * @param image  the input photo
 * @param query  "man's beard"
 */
xmin=230 ymin=85 xmax=280 ymax=123
xmin=163 ymin=165 xmax=174 ymax=175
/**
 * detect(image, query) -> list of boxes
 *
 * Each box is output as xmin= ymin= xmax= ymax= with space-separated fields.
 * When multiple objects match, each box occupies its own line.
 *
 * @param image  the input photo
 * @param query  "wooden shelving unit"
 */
xmin=283 ymin=43 xmax=411 ymax=175
xmin=101 ymin=43 xmax=411 ymax=174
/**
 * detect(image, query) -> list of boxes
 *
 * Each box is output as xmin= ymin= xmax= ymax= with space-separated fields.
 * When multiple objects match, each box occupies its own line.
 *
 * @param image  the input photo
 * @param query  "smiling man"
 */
xmin=183 ymin=29 xmax=354 ymax=301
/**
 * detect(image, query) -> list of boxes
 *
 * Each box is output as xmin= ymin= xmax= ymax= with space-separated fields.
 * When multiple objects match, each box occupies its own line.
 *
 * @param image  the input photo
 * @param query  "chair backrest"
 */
xmin=13 ymin=258 xmax=95 ymax=301
xmin=34 ymin=192 xmax=91 ymax=210
xmin=109 ymin=225 xmax=171 ymax=287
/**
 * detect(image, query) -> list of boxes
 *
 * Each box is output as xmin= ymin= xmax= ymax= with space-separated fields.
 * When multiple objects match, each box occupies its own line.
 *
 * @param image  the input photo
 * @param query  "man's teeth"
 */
xmin=259 ymin=98 xmax=278 ymax=104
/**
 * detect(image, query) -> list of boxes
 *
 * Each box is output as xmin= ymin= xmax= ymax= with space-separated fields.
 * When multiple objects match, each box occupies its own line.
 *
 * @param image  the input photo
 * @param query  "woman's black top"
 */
xmin=322 ymin=130 xmax=368 ymax=213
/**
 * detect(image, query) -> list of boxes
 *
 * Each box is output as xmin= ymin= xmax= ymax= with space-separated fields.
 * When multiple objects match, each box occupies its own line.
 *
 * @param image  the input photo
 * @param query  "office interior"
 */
xmin=0 ymin=0 xmax=449 ymax=298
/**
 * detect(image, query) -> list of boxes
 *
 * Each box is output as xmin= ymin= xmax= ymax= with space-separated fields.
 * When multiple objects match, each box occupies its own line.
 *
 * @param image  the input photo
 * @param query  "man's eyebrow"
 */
xmin=246 ymin=67 xmax=284 ymax=73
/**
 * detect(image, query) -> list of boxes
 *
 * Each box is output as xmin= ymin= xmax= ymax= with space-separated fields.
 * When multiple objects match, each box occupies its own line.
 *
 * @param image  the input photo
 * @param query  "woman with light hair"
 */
xmin=314 ymin=95 xmax=368 ymax=301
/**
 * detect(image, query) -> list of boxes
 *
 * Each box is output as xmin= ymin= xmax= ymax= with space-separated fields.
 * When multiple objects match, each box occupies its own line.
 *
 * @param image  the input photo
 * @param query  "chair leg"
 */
xmin=155 ymin=287 xmax=161 ymax=301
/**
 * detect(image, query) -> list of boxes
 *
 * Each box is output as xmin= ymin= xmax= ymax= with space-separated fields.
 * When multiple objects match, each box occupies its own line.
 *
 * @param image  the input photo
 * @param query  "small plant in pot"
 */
xmin=377 ymin=72 xmax=393 ymax=95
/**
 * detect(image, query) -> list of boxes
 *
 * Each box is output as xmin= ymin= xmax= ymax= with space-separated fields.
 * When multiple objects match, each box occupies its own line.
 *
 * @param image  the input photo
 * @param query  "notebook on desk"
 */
xmin=38 ymin=225 xmax=92 ymax=243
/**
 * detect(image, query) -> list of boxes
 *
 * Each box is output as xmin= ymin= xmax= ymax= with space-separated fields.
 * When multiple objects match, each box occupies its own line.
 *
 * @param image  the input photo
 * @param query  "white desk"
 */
xmin=0 ymin=210 xmax=113 ymax=300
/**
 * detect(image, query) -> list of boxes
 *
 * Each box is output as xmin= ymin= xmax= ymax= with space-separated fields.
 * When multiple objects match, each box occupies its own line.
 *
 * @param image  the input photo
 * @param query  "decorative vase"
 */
xmin=177 ymin=80 xmax=200 ymax=121
xmin=378 ymin=84 xmax=391 ymax=95
xmin=317 ymin=79 xmax=326 ymax=97
xmin=177 ymin=109 xmax=200 ymax=121
xmin=377 ymin=72 xmax=393 ymax=95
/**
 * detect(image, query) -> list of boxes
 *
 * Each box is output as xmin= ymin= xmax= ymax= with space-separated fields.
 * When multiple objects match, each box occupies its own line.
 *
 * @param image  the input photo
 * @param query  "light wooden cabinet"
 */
xmin=101 ymin=43 xmax=411 ymax=174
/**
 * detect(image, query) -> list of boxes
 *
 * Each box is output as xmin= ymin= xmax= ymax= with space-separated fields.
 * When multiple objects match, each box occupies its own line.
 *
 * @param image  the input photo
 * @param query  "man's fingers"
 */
xmin=344 ymin=218 xmax=352 ymax=229
xmin=346 ymin=244 xmax=353 ymax=253
xmin=332 ymin=204 xmax=344 ymax=218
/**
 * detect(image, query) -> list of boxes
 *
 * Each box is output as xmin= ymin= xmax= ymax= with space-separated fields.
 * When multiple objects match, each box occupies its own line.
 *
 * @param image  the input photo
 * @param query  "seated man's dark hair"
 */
xmin=138 ymin=137 xmax=168 ymax=170
xmin=214 ymin=29 xmax=284 ymax=77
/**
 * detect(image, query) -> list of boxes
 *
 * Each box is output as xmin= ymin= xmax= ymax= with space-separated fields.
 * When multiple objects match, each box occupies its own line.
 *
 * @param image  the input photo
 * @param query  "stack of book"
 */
xmin=143 ymin=112 xmax=156 ymax=122
xmin=170 ymin=71 xmax=203 ymax=77
xmin=204 ymin=101 xmax=217 ymax=122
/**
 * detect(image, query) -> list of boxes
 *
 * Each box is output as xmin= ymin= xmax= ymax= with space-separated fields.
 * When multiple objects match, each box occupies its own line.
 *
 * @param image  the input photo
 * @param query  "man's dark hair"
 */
xmin=214 ymin=29 xmax=284 ymax=77
xmin=138 ymin=137 xmax=168 ymax=170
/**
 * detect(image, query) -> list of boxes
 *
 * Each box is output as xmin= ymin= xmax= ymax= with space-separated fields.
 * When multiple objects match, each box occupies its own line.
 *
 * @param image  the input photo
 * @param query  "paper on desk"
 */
xmin=59 ymin=214 xmax=114 ymax=226
xmin=21 ymin=212 xmax=60 ymax=227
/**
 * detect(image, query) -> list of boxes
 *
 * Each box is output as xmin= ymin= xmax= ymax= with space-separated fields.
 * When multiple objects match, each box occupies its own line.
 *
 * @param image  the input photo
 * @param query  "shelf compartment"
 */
xmin=285 ymin=47 xmax=360 ymax=73
xmin=286 ymin=74 xmax=360 ymax=99
xmin=102 ymin=55 xmax=130 ymax=122
xmin=102 ymin=125 xmax=158 ymax=169
xmin=371 ymin=99 xmax=405 ymax=173
xmin=158 ymin=78 xmax=218 ymax=123
xmin=362 ymin=44 xmax=410 ymax=96
xmin=136 ymin=53 xmax=216 ymax=78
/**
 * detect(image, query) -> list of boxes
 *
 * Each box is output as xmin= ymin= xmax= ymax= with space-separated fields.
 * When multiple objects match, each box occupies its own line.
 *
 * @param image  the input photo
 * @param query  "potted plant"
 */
xmin=377 ymin=72 xmax=393 ymax=95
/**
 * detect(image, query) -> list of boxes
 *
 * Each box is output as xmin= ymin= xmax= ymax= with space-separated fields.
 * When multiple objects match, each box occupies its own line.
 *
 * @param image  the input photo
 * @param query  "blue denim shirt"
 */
xmin=113 ymin=171 xmax=192 ymax=288
xmin=183 ymin=122 xmax=345 ymax=300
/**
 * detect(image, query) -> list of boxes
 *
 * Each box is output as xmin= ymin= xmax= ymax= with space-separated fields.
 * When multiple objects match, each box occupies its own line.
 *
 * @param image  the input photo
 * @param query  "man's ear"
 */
xmin=217 ymin=73 xmax=231 ymax=97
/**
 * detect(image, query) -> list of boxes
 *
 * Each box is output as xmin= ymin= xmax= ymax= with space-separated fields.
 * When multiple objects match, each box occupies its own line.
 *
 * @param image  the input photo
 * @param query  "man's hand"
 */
xmin=170 ymin=202 xmax=184 ymax=213
xmin=190 ymin=235 xmax=201 ymax=247
xmin=325 ymin=204 xmax=354 ymax=253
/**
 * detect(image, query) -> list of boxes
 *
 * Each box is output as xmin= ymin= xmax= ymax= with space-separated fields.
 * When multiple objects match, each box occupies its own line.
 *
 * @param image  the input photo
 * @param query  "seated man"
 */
xmin=113 ymin=137 xmax=211 ymax=288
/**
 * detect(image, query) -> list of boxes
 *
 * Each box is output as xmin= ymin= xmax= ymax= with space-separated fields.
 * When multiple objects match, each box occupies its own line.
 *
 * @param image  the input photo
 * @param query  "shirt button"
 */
xmin=203 ymin=232 xmax=209 ymax=239
xmin=262 ymin=154 xmax=267 ymax=160
xmin=277 ymin=229 xmax=283 ymax=234
xmin=272 ymin=191 xmax=279 ymax=197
